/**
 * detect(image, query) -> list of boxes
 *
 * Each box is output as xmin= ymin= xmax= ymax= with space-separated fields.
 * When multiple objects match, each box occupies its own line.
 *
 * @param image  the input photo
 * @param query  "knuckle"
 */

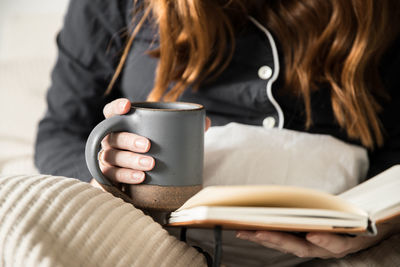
xmin=108 ymin=100 xmax=120 ymax=116
xmin=101 ymin=135 xmax=110 ymax=147
xmin=102 ymin=149 xmax=113 ymax=163
xmin=115 ymin=169 xmax=128 ymax=181
xmin=269 ymin=235 xmax=284 ymax=247
xmin=295 ymin=247 xmax=312 ymax=258
xmin=123 ymin=152 xmax=137 ymax=167
xmin=329 ymin=240 xmax=350 ymax=255
xmin=100 ymin=165 xmax=112 ymax=175
xmin=316 ymin=237 xmax=329 ymax=248
xmin=121 ymin=133 xmax=135 ymax=150
xmin=132 ymin=154 xmax=141 ymax=167
xmin=106 ymin=133 xmax=115 ymax=145
xmin=103 ymin=104 xmax=111 ymax=117
xmin=330 ymin=246 xmax=345 ymax=254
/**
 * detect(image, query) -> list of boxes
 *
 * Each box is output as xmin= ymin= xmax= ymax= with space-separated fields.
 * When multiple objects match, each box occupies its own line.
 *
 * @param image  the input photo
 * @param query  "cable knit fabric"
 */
xmin=0 ymin=175 xmax=206 ymax=267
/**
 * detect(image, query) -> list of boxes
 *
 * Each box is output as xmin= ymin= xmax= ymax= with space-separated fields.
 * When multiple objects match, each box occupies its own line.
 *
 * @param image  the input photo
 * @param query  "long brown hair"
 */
xmin=106 ymin=0 xmax=400 ymax=149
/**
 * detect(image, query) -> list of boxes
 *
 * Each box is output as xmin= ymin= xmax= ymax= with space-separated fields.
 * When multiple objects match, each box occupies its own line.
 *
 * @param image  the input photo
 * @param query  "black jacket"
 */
xmin=35 ymin=0 xmax=400 ymax=182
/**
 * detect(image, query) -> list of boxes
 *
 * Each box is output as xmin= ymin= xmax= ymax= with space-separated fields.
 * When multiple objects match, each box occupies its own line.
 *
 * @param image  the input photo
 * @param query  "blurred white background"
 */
xmin=0 ymin=0 xmax=69 ymax=174
xmin=0 ymin=0 xmax=69 ymax=60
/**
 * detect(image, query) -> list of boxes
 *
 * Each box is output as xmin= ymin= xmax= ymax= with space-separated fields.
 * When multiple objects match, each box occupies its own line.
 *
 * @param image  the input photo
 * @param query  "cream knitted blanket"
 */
xmin=0 ymin=175 xmax=206 ymax=267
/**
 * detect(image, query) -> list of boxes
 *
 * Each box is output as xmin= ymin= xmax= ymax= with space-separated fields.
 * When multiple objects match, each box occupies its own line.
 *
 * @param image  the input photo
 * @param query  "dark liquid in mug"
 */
xmin=132 ymin=102 xmax=204 ymax=111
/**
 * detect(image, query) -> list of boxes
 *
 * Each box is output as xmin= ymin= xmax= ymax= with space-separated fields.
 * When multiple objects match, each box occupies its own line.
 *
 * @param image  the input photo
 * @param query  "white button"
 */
xmin=263 ymin=116 xmax=276 ymax=129
xmin=258 ymin=65 xmax=273 ymax=80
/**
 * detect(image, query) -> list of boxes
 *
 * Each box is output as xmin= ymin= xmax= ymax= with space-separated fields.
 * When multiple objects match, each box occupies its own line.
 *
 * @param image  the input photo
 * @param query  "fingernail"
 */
xmin=119 ymin=100 xmax=127 ymax=111
xmin=132 ymin=172 xmax=145 ymax=182
xmin=135 ymin=138 xmax=149 ymax=150
xmin=139 ymin=157 xmax=153 ymax=168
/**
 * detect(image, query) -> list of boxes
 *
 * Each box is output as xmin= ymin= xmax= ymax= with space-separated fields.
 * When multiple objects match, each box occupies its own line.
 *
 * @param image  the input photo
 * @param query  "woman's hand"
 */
xmin=91 ymin=98 xmax=211 ymax=187
xmin=98 ymin=98 xmax=154 ymax=185
xmin=236 ymin=220 xmax=398 ymax=259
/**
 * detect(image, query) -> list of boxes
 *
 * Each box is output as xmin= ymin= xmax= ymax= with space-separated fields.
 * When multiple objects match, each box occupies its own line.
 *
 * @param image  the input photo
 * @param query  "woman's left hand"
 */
xmin=236 ymin=221 xmax=398 ymax=259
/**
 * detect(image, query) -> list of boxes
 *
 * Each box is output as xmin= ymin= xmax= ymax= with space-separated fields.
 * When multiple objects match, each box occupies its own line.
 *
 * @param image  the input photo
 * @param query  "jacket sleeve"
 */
xmin=34 ymin=0 xmax=128 ymax=181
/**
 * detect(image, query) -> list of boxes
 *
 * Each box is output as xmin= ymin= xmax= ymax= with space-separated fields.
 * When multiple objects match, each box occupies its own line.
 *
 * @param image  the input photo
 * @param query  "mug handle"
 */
xmin=85 ymin=115 xmax=129 ymax=186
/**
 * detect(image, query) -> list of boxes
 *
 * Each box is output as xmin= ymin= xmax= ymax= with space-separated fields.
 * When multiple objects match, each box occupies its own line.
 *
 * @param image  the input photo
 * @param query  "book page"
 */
xmin=177 ymin=185 xmax=366 ymax=216
xmin=169 ymin=206 xmax=368 ymax=233
xmin=338 ymin=165 xmax=400 ymax=221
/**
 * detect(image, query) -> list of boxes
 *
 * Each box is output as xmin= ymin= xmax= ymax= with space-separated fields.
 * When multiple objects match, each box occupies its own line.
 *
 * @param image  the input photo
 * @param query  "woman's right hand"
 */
xmin=96 ymin=98 xmax=155 ymax=185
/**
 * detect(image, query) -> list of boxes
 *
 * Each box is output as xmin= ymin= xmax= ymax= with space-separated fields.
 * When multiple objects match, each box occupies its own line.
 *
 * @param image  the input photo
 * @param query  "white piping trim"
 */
xmin=248 ymin=16 xmax=284 ymax=129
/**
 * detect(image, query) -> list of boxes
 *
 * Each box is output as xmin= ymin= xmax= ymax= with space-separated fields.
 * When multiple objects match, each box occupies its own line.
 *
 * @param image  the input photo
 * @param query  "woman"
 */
xmin=34 ymin=0 xmax=400 ymax=265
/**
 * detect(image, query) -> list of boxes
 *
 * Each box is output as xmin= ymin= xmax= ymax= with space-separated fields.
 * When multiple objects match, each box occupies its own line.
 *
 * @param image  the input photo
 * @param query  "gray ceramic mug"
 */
xmin=85 ymin=101 xmax=205 ymax=211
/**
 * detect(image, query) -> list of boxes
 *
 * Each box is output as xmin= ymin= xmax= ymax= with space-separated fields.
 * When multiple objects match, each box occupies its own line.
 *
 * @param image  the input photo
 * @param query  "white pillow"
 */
xmin=203 ymin=123 xmax=368 ymax=194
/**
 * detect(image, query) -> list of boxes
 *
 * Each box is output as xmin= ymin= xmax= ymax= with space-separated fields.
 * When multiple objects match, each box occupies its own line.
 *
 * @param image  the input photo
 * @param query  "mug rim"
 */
xmin=131 ymin=101 xmax=204 ymax=112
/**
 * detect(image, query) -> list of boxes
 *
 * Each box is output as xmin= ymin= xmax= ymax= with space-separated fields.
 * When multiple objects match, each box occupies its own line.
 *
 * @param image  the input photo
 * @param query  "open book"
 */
xmin=167 ymin=165 xmax=400 ymax=235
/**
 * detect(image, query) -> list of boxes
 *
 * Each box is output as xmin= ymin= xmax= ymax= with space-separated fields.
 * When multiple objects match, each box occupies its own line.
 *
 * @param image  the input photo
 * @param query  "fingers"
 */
xmin=100 ymin=99 xmax=151 ymax=185
xmin=102 ymin=148 xmax=155 ymax=171
xmin=103 ymin=98 xmax=131 ymax=118
xmin=306 ymin=232 xmax=367 ymax=257
xmin=99 ymin=131 xmax=153 ymax=184
xmin=102 ymin=132 xmax=151 ymax=153
xmin=237 ymin=230 xmax=382 ymax=259
xmin=306 ymin=233 xmax=348 ymax=255
xmin=98 ymin=149 xmax=148 ymax=184
xmin=99 ymin=163 xmax=146 ymax=184
xmin=99 ymin=121 xmax=153 ymax=184
xmin=236 ymin=231 xmax=336 ymax=258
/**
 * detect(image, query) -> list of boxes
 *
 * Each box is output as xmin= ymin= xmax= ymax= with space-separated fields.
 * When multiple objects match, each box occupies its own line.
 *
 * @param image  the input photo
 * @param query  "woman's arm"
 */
xmin=34 ymin=0 xmax=129 ymax=181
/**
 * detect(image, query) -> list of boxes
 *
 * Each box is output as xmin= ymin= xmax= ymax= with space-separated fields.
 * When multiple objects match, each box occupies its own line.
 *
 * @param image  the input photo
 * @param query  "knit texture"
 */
xmin=0 ymin=175 xmax=206 ymax=267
